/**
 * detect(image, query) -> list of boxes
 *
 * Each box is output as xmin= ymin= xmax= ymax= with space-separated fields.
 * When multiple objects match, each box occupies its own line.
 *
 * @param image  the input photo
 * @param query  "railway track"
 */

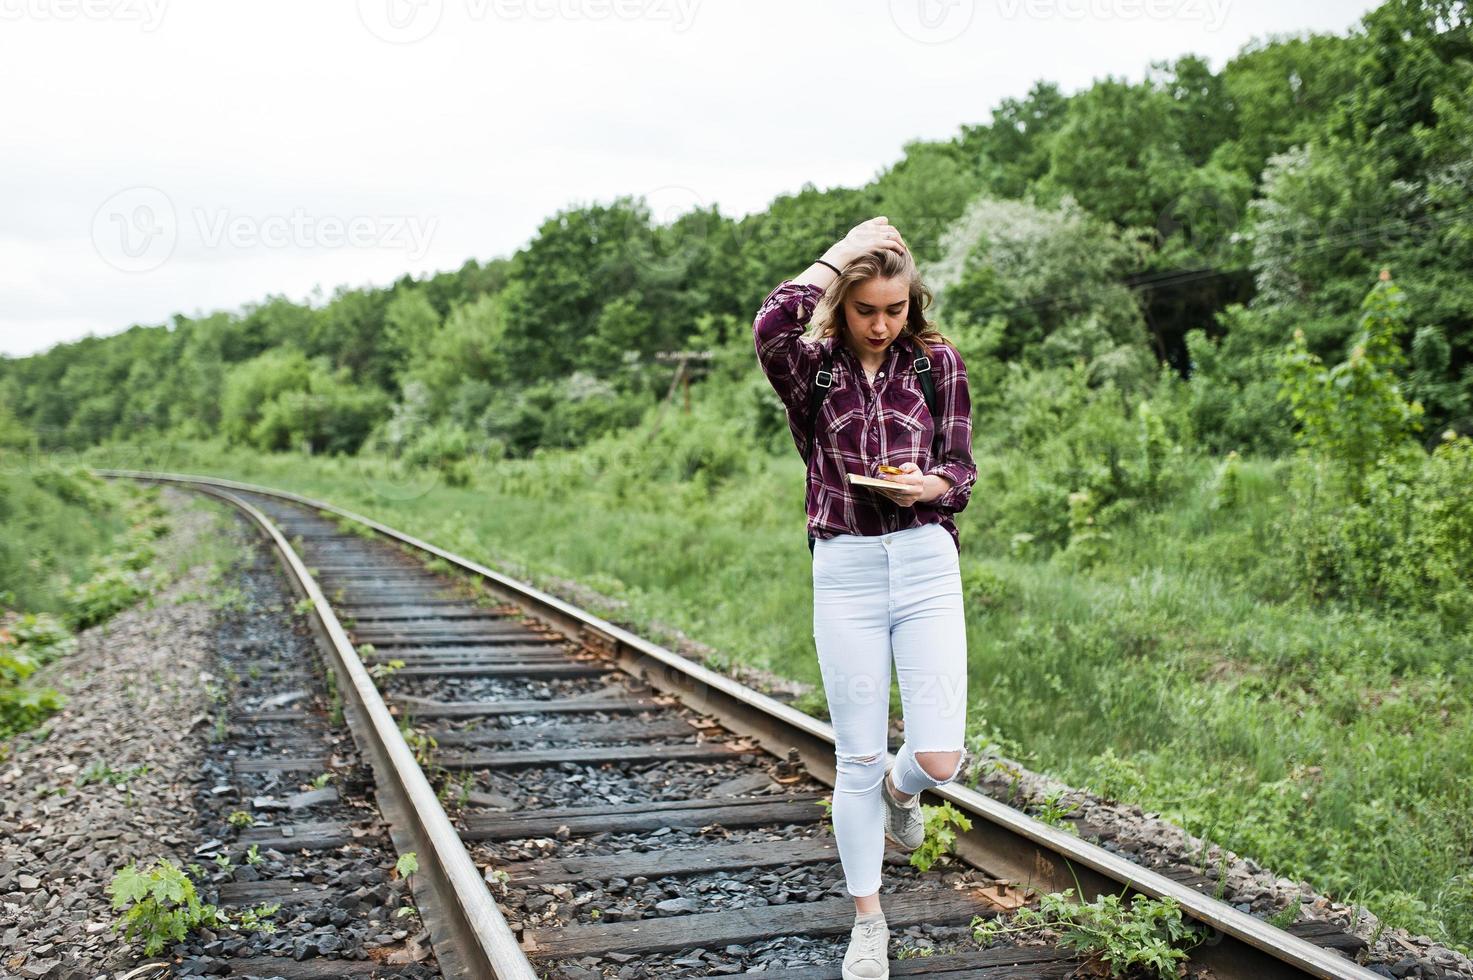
xmin=97 ymin=469 xmax=1387 ymax=980
xmin=189 ymin=523 xmax=446 ymax=978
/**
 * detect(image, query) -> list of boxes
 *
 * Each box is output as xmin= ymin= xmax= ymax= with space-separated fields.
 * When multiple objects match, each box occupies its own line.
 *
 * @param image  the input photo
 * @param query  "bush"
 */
xmin=973 ymin=362 xmax=1192 ymax=560
xmin=1276 ymin=275 xmax=1424 ymax=499
xmin=477 ymin=378 xmax=649 ymax=457
xmin=30 ymin=467 xmax=110 ymax=509
xmin=1273 ymin=275 xmax=1469 ymax=623
xmin=1283 ymin=432 xmax=1473 ymax=628
xmin=63 ymin=559 xmax=152 ymax=630
xmin=0 ymin=610 xmax=75 ymax=737
xmin=223 ymin=351 xmax=391 ymax=454
xmin=5 ymin=612 xmax=76 ymax=664
xmin=1183 ymin=314 xmax=1296 ymax=456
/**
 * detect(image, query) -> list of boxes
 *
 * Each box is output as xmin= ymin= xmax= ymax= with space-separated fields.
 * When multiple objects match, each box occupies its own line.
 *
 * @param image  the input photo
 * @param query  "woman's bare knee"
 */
xmin=915 ymin=749 xmax=962 ymax=782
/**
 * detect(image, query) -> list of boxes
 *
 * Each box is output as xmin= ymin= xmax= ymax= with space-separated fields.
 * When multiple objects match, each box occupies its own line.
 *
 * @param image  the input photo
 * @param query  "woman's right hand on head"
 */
xmin=824 ymin=216 xmax=910 ymax=269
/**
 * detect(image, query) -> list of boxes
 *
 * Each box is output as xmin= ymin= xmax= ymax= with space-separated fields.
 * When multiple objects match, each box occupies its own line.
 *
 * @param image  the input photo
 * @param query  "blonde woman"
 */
xmin=753 ymin=216 xmax=977 ymax=980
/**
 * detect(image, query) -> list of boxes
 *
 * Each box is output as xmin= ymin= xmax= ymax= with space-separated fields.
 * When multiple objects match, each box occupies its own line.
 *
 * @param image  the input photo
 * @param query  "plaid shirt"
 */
xmin=753 ymin=279 xmax=977 ymax=553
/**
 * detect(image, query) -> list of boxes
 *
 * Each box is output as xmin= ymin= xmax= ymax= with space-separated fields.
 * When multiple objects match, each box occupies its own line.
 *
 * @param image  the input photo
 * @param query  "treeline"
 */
xmin=2 ymin=0 xmax=1469 ymax=473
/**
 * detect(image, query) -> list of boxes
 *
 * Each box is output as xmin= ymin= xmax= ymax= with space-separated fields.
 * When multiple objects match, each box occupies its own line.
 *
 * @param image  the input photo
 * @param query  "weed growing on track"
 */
xmin=1031 ymin=788 xmax=1083 ymax=832
xmin=910 ymin=802 xmax=972 ymax=872
xmin=77 ymin=761 xmax=151 ymax=787
xmin=108 ymin=858 xmax=225 ymax=956
xmin=108 ymin=858 xmax=283 ymax=955
xmin=971 ymin=886 xmax=1207 ymax=979
xmin=399 ymin=720 xmax=438 ymax=769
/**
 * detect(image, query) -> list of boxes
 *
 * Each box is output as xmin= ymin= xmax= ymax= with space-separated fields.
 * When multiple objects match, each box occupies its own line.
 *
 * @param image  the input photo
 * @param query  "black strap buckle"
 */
xmin=912 ymin=355 xmax=931 ymax=374
xmin=815 ymin=369 xmax=833 ymax=389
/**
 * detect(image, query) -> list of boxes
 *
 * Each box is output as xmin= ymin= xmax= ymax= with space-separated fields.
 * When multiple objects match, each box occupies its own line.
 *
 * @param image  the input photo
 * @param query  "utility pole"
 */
xmin=649 ymin=350 xmax=713 ymax=437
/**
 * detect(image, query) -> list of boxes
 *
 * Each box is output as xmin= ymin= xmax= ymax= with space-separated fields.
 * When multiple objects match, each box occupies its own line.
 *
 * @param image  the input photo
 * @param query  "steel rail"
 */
xmin=108 ymin=474 xmax=537 ymax=980
xmin=95 ymin=469 xmax=1384 ymax=980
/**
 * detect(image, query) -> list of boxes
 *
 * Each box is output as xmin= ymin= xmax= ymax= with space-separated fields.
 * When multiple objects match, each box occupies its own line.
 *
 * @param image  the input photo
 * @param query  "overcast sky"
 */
xmin=0 ymin=0 xmax=1380 ymax=358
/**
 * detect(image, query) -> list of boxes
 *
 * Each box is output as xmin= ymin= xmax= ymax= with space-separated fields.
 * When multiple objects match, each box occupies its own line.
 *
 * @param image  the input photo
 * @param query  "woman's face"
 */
xmin=842 ymin=276 xmax=909 ymax=359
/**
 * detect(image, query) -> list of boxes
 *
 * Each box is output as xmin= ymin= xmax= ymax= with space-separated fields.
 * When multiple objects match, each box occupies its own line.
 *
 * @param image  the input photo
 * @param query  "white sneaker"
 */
xmin=842 ymin=912 xmax=889 ymax=980
xmin=881 ymin=768 xmax=924 ymax=851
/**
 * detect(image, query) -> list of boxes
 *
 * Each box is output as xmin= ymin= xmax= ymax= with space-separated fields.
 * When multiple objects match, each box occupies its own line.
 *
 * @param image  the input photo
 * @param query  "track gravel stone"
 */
xmin=1 ymin=489 xmax=224 ymax=978
xmin=0 ymin=487 xmax=446 ymax=979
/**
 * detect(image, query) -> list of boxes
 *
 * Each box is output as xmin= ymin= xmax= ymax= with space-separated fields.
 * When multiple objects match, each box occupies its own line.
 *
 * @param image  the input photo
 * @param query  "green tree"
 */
xmin=1276 ymin=273 xmax=1425 ymax=497
xmin=1218 ymin=32 xmax=1362 ymax=186
xmin=956 ymin=80 xmax=1070 ymax=199
xmin=929 ymin=194 xmax=1155 ymax=393
xmin=384 ymin=289 xmax=442 ymax=370
xmin=1036 ymin=77 xmax=1193 ymax=230
xmin=220 ymin=349 xmax=315 ymax=445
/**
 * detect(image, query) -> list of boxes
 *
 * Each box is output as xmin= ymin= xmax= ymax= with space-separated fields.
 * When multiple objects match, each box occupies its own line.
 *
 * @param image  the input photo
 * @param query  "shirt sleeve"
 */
xmin=752 ymin=279 xmax=827 ymax=422
xmin=924 ymin=344 xmax=977 ymax=514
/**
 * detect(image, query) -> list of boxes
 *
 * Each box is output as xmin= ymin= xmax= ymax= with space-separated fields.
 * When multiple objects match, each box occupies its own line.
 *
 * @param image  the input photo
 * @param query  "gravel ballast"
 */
xmin=1 ymin=486 xmax=445 ymax=979
xmin=1 ymin=487 xmax=222 ymax=978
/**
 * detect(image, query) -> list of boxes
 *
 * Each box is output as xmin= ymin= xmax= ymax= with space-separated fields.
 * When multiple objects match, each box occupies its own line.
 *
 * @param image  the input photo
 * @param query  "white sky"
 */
xmin=0 ymin=0 xmax=1380 ymax=358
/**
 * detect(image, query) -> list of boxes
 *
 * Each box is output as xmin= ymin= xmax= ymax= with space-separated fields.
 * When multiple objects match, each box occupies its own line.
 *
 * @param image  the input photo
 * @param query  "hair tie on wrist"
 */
xmin=816 ymin=258 xmax=843 ymax=277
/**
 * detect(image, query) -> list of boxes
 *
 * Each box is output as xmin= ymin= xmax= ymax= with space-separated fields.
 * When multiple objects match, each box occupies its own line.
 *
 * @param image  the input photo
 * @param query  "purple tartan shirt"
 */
xmin=753 ymin=279 xmax=978 ymax=553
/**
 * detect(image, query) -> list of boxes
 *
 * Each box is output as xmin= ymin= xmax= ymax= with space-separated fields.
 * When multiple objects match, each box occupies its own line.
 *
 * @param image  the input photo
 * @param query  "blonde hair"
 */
xmin=801 ymin=247 xmax=953 ymax=358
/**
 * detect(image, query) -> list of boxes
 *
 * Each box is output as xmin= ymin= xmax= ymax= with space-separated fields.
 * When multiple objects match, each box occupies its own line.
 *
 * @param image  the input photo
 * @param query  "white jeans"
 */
xmin=812 ymin=522 xmax=969 ymax=897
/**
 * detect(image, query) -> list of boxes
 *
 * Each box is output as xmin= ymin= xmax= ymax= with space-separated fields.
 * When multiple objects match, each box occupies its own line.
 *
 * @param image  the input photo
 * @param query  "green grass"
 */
xmin=0 ymin=463 xmax=130 ymax=613
xmin=79 ymin=415 xmax=1473 ymax=954
xmin=1 ymin=463 xmax=185 ymax=738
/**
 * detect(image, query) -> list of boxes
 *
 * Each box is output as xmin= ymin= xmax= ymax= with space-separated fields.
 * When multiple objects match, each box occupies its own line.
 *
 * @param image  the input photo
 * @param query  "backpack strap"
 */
xmin=804 ymin=343 xmax=835 ymax=554
xmin=913 ymin=347 xmax=944 ymax=463
xmin=803 ymin=342 xmax=836 ymax=465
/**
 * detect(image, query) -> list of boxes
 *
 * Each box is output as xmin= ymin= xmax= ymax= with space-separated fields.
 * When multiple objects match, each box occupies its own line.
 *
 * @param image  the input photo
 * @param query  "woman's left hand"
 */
xmin=877 ymin=461 xmax=926 ymax=507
